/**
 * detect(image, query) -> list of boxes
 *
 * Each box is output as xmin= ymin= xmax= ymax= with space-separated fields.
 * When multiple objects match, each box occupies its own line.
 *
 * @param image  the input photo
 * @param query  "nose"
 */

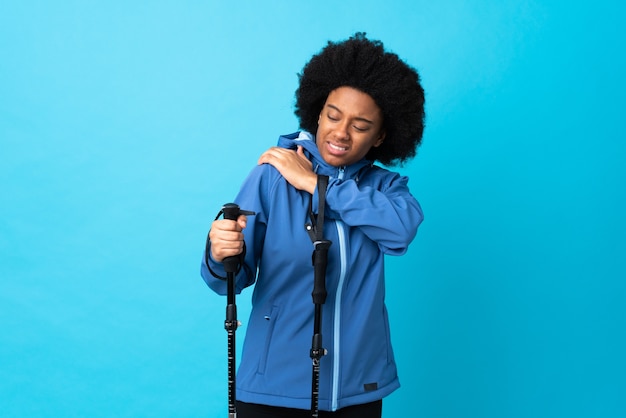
xmin=334 ymin=122 xmax=350 ymax=141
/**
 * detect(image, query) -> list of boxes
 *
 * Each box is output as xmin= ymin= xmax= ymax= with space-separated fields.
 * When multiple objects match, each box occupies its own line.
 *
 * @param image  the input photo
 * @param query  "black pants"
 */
xmin=236 ymin=400 xmax=382 ymax=418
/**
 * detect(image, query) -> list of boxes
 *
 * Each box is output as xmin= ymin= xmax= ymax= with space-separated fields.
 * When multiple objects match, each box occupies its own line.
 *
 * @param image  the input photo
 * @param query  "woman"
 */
xmin=202 ymin=33 xmax=425 ymax=418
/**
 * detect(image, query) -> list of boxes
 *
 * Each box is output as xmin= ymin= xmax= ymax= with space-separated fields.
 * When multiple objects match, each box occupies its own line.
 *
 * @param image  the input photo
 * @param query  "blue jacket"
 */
xmin=201 ymin=131 xmax=423 ymax=411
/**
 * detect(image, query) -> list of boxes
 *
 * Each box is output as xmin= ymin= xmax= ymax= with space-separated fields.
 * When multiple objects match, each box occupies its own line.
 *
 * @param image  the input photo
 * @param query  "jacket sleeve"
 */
xmin=200 ymin=164 xmax=272 ymax=295
xmin=323 ymin=168 xmax=423 ymax=255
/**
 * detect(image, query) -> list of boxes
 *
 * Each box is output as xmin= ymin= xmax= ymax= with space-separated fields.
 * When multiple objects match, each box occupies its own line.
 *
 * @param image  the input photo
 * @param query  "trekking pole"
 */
xmin=310 ymin=238 xmax=331 ymax=417
xmin=216 ymin=203 xmax=255 ymax=418
xmin=305 ymin=175 xmax=331 ymax=418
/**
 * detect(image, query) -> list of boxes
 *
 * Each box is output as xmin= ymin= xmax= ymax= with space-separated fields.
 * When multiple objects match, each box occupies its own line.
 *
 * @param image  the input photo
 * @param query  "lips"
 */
xmin=327 ymin=142 xmax=349 ymax=155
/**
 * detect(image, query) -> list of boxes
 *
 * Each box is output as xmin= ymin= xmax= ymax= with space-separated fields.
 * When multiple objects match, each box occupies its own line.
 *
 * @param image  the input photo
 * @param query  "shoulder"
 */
xmin=242 ymin=162 xmax=283 ymax=191
xmin=356 ymin=164 xmax=412 ymax=192
xmin=360 ymin=163 xmax=404 ymax=181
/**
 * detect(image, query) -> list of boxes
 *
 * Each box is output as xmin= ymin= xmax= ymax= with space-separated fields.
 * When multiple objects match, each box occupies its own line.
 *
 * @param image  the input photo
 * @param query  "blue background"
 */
xmin=1 ymin=1 xmax=625 ymax=417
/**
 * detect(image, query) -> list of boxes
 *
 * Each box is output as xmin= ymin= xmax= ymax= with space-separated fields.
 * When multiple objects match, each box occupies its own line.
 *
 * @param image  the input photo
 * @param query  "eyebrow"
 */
xmin=326 ymin=104 xmax=375 ymax=125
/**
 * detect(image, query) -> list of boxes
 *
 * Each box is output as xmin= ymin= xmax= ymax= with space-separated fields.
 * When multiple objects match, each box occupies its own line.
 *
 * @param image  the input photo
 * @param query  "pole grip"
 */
xmin=220 ymin=203 xmax=254 ymax=274
xmin=311 ymin=240 xmax=331 ymax=305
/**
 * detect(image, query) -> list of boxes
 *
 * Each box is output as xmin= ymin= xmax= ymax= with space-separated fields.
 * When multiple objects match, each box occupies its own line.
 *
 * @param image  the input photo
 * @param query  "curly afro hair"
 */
xmin=295 ymin=32 xmax=425 ymax=166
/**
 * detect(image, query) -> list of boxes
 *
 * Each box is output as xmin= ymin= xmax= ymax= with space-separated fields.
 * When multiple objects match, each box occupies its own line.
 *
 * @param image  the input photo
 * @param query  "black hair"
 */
xmin=295 ymin=32 xmax=425 ymax=166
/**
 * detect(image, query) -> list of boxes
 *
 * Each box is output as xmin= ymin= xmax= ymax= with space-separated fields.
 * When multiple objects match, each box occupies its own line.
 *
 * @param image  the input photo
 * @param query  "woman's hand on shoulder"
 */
xmin=258 ymin=145 xmax=317 ymax=194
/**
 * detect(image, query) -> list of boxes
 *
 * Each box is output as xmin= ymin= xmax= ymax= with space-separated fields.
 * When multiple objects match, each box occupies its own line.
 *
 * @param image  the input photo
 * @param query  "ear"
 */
xmin=373 ymin=130 xmax=386 ymax=148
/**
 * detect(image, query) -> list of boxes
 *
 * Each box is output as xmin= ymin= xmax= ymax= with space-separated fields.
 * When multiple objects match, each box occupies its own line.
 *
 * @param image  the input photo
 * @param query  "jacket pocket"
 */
xmin=257 ymin=304 xmax=280 ymax=375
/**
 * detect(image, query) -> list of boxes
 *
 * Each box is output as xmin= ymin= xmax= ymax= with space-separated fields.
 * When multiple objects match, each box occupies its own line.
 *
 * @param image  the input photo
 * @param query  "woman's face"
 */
xmin=316 ymin=86 xmax=385 ymax=167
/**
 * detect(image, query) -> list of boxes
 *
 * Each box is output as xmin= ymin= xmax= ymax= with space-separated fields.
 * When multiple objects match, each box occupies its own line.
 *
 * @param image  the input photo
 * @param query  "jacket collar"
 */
xmin=277 ymin=131 xmax=372 ymax=180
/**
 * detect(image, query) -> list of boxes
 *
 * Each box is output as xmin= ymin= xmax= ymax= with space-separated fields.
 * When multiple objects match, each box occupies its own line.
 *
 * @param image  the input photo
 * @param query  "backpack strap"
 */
xmin=306 ymin=175 xmax=329 ymax=243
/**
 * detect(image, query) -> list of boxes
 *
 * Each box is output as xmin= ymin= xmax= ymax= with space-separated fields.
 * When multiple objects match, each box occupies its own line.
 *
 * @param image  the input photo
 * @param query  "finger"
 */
xmin=258 ymin=147 xmax=281 ymax=164
xmin=237 ymin=214 xmax=248 ymax=229
xmin=216 ymin=239 xmax=244 ymax=252
xmin=211 ymin=241 xmax=244 ymax=262
xmin=296 ymin=146 xmax=312 ymax=167
xmin=213 ymin=219 xmax=242 ymax=232
xmin=209 ymin=229 xmax=241 ymax=245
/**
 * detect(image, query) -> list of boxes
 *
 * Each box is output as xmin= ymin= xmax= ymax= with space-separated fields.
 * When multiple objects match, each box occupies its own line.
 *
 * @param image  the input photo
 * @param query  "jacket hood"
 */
xmin=277 ymin=131 xmax=372 ymax=179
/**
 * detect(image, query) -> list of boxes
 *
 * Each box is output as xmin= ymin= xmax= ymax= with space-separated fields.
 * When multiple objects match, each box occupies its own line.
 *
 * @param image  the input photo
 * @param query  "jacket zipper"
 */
xmin=331 ymin=167 xmax=347 ymax=411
